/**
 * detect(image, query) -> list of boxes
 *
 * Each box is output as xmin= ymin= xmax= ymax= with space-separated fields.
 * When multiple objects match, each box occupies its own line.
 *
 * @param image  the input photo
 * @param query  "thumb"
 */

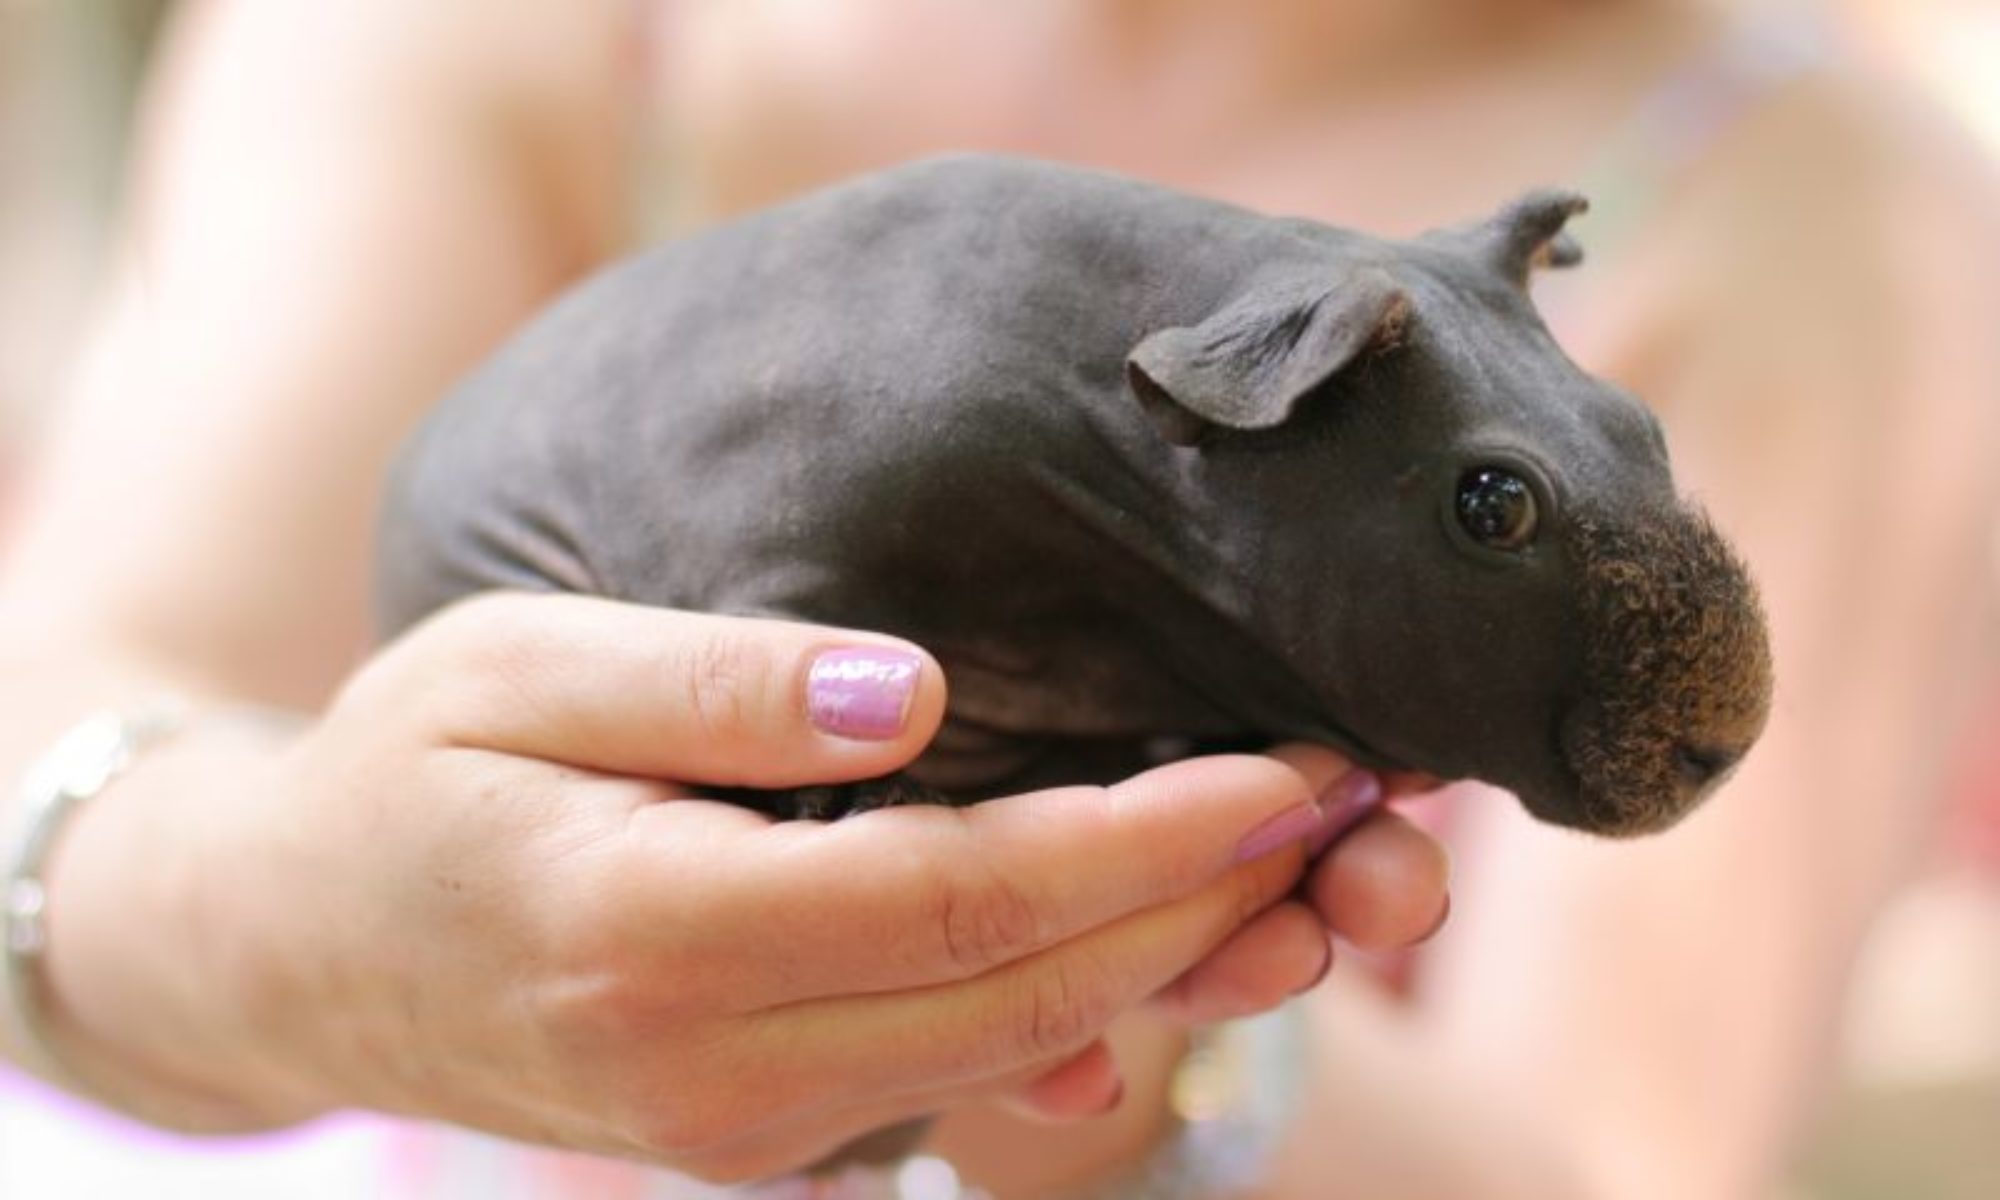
xmin=392 ymin=592 xmax=946 ymax=786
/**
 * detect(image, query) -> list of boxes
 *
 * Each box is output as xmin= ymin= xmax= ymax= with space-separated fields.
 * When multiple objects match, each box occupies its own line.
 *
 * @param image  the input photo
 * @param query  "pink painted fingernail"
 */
xmin=1306 ymin=769 xmax=1385 ymax=858
xmin=1235 ymin=801 xmax=1325 ymax=863
xmin=807 ymin=647 xmax=921 ymax=740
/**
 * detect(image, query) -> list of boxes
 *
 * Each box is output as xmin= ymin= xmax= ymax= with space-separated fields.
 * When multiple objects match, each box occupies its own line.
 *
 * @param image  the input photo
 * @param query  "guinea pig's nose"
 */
xmin=1672 ymin=741 xmax=1742 ymax=794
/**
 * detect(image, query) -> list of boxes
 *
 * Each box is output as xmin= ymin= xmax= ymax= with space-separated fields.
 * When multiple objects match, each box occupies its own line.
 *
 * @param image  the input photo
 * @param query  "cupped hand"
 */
xmin=51 ymin=593 xmax=1449 ymax=1182
xmin=1014 ymin=760 xmax=1451 ymax=1127
xmin=1147 ymin=747 xmax=1451 ymax=1024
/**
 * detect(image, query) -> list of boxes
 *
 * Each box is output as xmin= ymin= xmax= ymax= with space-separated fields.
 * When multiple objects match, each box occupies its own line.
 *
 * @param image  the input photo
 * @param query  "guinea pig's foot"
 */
xmin=785 ymin=772 xmax=952 ymax=820
xmin=710 ymin=772 xmax=953 ymax=820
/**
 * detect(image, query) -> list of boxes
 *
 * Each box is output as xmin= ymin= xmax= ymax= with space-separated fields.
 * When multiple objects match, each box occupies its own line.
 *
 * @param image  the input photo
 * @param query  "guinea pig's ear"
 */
xmin=1437 ymin=189 xmax=1589 ymax=288
xmin=1126 ymin=268 xmax=1407 ymax=447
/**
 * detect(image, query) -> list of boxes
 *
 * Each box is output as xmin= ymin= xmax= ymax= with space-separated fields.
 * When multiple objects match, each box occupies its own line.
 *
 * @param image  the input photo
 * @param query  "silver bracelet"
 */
xmin=2 ymin=706 xmax=186 ymax=1090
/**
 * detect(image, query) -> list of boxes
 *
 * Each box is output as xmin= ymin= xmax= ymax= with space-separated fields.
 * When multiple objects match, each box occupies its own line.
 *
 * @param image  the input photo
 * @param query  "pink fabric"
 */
xmin=0 ymin=1067 xmax=395 ymax=1198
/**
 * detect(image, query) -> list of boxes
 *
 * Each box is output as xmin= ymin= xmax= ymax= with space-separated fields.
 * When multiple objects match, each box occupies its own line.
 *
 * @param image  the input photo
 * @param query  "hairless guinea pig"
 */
xmin=377 ymin=153 xmax=1773 ymax=839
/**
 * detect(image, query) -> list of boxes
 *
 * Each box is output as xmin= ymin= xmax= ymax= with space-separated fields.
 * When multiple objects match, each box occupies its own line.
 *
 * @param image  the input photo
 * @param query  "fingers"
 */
xmin=767 ymin=842 xmax=1305 ymax=1101
xmin=1147 ymin=753 xmax=1448 ymax=1021
xmin=1307 ymin=809 xmax=1452 ymax=950
xmin=384 ymin=592 xmax=947 ymax=786
xmin=642 ymin=753 xmax=1332 ymax=1003
xmin=651 ymin=1040 xmax=1121 ymax=1184
xmin=1262 ymin=744 xmax=1386 ymax=857
xmin=1151 ymin=900 xmax=1330 ymax=1025
xmin=1001 ymin=1038 xmax=1125 ymax=1123
xmin=1264 ymin=744 xmax=1450 ymax=950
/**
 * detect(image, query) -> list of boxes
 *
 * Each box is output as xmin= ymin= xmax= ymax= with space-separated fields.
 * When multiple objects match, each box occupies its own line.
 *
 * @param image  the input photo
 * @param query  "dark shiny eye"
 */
xmin=1455 ymin=468 xmax=1539 ymax=551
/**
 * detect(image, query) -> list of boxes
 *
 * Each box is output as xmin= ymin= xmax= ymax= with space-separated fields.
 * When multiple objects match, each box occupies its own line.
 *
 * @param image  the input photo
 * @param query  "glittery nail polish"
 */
xmin=807 ymin=647 xmax=921 ymax=740
xmin=1235 ymin=802 xmax=1325 ymax=863
xmin=1305 ymin=769 xmax=1385 ymax=858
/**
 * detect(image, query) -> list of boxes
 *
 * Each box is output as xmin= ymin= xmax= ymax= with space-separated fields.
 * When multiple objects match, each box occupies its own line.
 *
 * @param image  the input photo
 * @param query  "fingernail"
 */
xmin=1235 ymin=801 xmax=1324 ymax=863
xmin=1294 ymin=937 xmax=1337 ymax=994
xmin=1305 ymin=769 xmax=1385 ymax=858
xmin=807 ymin=647 xmax=921 ymax=740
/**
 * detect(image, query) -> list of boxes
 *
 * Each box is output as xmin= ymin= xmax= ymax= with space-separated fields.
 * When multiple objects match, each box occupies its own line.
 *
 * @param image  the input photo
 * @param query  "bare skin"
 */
xmin=649 ymin=0 xmax=2000 ymax=1196
xmin=6 ymin=1 xmax=1994 ymax=1197
xmin=0 ymin=0 xmax=1449 ymax=1185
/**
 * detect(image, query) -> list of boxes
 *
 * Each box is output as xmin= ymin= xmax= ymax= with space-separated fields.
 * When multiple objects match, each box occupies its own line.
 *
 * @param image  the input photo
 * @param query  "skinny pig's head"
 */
xmin=1125 ymin=191 xmax=1772 ymax=836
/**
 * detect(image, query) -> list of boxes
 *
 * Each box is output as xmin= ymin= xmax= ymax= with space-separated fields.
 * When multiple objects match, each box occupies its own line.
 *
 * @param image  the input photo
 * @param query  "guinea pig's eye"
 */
xmin=1455 ymin=467 xmax=1539 ymax=551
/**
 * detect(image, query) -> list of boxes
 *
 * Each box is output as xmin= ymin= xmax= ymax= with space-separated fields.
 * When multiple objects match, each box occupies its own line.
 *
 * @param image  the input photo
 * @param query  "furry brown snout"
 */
xmin=1558 ymin=504 xmax=1773 ymax=837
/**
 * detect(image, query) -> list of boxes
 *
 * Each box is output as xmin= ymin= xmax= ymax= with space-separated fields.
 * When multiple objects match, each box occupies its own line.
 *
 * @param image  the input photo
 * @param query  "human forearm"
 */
xmin=1 ymin=0 xmax=635 ymax=704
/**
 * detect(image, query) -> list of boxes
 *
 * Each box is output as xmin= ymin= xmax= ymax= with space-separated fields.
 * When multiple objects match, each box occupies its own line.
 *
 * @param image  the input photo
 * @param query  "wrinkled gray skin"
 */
xmin=378 ymin=154 xmax=1771 ymax=838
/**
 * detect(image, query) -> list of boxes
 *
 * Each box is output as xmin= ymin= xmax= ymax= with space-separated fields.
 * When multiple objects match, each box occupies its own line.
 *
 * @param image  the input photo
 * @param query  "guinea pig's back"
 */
xmin=373 ymin=154 xmax=1277 ymax=639
xmin=373 ymin=156 xmax=1067 ymax=636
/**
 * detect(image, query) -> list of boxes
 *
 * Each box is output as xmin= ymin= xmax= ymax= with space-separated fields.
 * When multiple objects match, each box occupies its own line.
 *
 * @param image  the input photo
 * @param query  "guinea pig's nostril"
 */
xmin=1673 ymin=742 xmax=1741 ymax=790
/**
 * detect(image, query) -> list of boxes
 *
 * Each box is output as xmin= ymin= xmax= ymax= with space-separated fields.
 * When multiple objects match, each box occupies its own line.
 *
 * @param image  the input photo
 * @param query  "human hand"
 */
xmin=1141 ymin=746 xmax=1450 ymax=1018
xmin=40 ymin=593 xmax=1448 ymax=1181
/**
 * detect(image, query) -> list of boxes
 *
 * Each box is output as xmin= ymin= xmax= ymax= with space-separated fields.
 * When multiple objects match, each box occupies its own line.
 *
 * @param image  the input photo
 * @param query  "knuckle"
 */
xmin=536 ymin=940 xmax=665 ymax=1052
xmin=337 ymin=594 xmax=523 ymax=713
xmin=1229 ymin=856 xmax=1286 ymax=926
xmin=404 ymin=593 xmax=565 ymax=731
xmin=429 ymin=592 xmax=546 ymax=668
xmin=670 ymin=632 xmax=771 ymax=749
xmin=931 ymin=859 xmax=1046 ymax=977
xmin=1016 ymin=960 xmax=1114 ymax=1061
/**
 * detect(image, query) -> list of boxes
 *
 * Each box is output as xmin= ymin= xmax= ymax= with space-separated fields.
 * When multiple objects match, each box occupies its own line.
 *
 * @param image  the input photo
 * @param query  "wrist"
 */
xmin=29 ymin=708 xmax=333 ymax=1130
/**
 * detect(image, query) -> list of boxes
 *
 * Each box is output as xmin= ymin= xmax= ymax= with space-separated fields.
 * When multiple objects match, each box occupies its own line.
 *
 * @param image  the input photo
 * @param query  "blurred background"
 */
xmin=1 ymin=1 xmax=1995 ymax=1197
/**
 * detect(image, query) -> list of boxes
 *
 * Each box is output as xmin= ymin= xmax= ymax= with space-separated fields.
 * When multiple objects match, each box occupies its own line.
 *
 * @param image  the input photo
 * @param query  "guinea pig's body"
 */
xmin=379 ymin=154 xmax=1771 ymax=837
